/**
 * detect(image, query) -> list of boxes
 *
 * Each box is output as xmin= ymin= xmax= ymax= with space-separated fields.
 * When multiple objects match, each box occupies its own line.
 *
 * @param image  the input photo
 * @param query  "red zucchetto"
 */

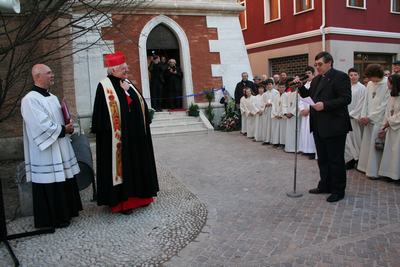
xmin=104 ymin=51 xmax=126 ymax=67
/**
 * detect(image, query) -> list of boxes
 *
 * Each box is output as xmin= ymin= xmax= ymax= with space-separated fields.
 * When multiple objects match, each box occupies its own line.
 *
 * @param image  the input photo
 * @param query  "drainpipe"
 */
xmin=320 ymin=0 xmax=326 ymax=51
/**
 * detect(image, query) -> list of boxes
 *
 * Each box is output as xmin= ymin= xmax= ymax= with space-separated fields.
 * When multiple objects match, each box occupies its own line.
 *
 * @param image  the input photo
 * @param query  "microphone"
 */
xmin=288 ymin=74 xmax=309 ymax=87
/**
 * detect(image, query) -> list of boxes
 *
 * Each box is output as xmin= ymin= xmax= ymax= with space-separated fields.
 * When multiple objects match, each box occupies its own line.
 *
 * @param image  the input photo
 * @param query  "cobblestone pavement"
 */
xmin=152 ymin=131 xmax=400 ymax=267
xmin=0 ymin=164 xmax=207 ymax=266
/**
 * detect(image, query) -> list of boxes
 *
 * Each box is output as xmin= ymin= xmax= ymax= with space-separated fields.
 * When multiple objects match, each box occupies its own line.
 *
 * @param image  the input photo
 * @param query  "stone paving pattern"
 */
xmin=1 ymin=131 xmax=400 ymax=266
xmin=0 ymin=164 xmax=207 ymax=266
xmin=152 ymin=132 xmax=400 ymax=267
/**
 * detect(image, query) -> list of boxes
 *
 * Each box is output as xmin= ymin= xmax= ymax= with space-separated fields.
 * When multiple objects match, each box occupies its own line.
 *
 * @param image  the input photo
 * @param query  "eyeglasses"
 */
xmin=314 ymin=62 xmax=324 ymax=67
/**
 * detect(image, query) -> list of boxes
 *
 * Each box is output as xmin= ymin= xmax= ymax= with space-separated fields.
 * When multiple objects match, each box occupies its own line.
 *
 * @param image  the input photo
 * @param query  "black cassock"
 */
xmin=164 ymin=66 xmax=183 ymax=109
xmin=148 ymin=62 xmax=164 ymax=110
xmin=91 ymin=75 xmax=159 ymax=208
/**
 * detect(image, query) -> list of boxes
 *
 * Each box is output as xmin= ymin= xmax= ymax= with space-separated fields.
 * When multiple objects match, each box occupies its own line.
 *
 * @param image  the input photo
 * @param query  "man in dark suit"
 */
xmin=294 ymin=52 xmax=352 ymax=202
xmin=234 ymin=72 xmax=255 ymax=108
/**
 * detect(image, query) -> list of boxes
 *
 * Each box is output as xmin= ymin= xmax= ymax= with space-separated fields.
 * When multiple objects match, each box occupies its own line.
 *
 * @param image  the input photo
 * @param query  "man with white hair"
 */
xmin=164 ymin=58 xmax=183 ymax=109
xmin=21 ymin=64 xmax=82 ymax=228
xmin=92 ymin=51 xmax=159 ymax=215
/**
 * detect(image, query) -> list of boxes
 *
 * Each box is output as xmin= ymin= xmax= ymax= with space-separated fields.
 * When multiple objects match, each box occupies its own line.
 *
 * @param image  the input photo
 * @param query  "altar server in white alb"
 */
xmin=254 ymin=84 xmax=266 ymax=142
xmin=21 ymin=64 xmax=82 ymax=228
xmin=378 ymin=74 xmax=400 ymax=180
xmin=239 ymin=88 xmax=248 ymax=135
xmin=270 ymin=83 xmax=287 ymax=148
xmin=344 ymin=68 xmax=366 ymax=169
xmin=357 ymin=64 xmax=390 ymax=179
xmin=283 ymin=84 xmax=300 ymax=153
xmin=298 ymin=66 xmax=316 ymax=158
xmin=262 ymin=79 xmax=279 ymax=145
xmin=244 ymin=87 xmax=260 ymax=139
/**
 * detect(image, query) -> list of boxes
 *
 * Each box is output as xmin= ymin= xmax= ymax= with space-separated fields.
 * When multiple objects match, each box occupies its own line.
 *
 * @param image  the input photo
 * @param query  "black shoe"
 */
xmin=262 ymin=142 xmax=269 ymax=145
xmin=326 ymin=194 xmax=344 ymax=202
xmin=308 ymin=153 xmax=316 ymax=160
xmin=57 ymin=221 xmax=71 ymax=228
xmin=346 ymin=159 xmax=356 ymax=170
xmin=120 ymin=209 xmax=133 ymax=215
xmin=309 ymin=188 xmax=330 ymax=194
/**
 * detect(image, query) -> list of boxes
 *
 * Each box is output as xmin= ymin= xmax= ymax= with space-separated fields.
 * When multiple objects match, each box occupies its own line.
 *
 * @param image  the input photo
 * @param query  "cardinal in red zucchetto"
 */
xmin=91 ymin=51 xmax=159 ymax=215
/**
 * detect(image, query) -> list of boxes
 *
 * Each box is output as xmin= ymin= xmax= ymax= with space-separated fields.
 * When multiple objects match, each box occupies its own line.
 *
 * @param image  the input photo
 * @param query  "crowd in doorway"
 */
xmin=148 ymin=54 xmax=183 ymax=111
xmin=234 ymin=59 xmax=400 ymax=182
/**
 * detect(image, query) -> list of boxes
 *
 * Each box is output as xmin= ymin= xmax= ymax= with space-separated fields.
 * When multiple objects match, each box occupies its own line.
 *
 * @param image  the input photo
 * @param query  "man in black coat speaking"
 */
xmin=294 ymin=52 xmax=352 ymax=202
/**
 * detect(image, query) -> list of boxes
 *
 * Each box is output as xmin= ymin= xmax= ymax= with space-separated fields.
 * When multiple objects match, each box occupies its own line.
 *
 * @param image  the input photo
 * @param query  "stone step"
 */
xmin=149 ymin=111 xmax=211 ymax=136
xmin=151 ymin=122 xmax=206 ymax=132
xmin=153 ymin=111 xmax=187 ymax=119
xmin=151 ymin=118 xmax=201 ymax=127
xmin=152 ymin=115 xmax=199 ymax=123
xmin=151 ymin=126 xmax=209 ymax=137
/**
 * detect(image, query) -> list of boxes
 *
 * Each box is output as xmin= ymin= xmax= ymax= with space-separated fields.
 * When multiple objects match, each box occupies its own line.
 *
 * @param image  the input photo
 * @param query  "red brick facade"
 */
xmin=1 ymin=14 xmax=223 ymax=138
xmin=103 ymin=14 xmax=222 ymax=103
xmin=0 ymin=19 xmax=76 ymax=138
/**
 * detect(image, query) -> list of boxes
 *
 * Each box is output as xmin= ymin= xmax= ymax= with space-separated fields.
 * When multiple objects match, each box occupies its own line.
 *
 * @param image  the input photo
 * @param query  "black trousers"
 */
xmin=313 ymin=133 xmax=347 ymax=195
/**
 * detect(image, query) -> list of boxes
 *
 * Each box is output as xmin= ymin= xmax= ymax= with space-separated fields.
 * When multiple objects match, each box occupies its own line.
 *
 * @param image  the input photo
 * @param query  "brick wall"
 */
xmin=0 ymin=18 xmax=76 ymax=138
xmin=103 ymin=14 xmax=222 ymax=103
xmin=270 ymin=54 xmax=309 ymax=77
xmin=0 ymin=14 xmax=224 ymax=137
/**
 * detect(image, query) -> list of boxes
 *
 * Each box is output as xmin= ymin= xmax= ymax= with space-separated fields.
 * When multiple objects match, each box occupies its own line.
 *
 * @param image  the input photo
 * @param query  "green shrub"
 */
xmin=148 ymin=108 xmax=155 ymax=121
xmin=187 ymin=103 xmax=199 ymax=117
xmin=203 ymin=89 xmax=215 ymax=126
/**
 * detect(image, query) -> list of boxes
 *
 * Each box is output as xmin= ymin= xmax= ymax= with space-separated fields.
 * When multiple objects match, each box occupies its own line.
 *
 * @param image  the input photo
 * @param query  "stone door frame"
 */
xmin=139 ymin=15 xmax=194 ymax=108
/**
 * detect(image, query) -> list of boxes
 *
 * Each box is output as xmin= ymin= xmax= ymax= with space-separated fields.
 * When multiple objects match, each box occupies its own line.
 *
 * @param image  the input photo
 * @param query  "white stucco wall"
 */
xmin=328 ymin=40 xmax=400 ymax=72
xmin=248 ymin=39 xmax=400 ymax=77
xmin=72 ymin=16 xmax=114 ymax=132
xmin=248 ymin=42 xmax=322 ymax=76
xmin=207 ymin=15 xmax=253 ymax=98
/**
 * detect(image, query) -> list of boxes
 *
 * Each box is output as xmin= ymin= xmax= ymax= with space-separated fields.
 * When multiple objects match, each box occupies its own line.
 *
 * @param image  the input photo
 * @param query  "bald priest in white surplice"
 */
xmin=21 ymin=64 xmax=82 ymax=229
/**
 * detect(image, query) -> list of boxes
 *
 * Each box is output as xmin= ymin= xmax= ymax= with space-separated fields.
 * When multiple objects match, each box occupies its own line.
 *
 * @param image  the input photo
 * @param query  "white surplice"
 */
xmin=240 ymin=96 xmax=248 ymax=134
xmin=21 ymin=91 xmax=80 ymax=184
xmin=345 ymin=82 xmax=366 ymax=162
xmin=271 ymin=93 xmax=286 ymax=145
xmin=254 ymin=94 xmax=266 ymax=141
xmin=378 ymin=96 xmax=400 ymax=180
xmin=245 ymin=95 xmax=260 ymax=138
xmin=357 ymin=78 xmax=390 ymax=178
xmin=263 ymin=89 xmax=279 ymax=143
xmin=298 ymin=81 xmax=315 ymax=154
xmin=282 ymin=91 xmax=300 ymax=152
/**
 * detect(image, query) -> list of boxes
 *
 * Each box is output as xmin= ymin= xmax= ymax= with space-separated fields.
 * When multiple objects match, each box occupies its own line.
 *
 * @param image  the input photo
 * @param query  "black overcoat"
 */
xmin=298 ymin=68 xmax=352 ymax=138
xmin=91 ymin=75 xmax=159 ymax=206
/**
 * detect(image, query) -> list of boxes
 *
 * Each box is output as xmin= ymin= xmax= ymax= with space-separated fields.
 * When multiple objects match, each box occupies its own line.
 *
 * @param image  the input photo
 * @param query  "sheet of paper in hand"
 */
xmin=300 ymin=97 xmax=315 ymax=106
xmin=61 ymin=98 xmax=71 ymax=124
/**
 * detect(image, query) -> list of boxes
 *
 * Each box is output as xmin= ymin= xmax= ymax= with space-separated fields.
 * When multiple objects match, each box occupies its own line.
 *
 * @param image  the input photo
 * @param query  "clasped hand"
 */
xmin=65 ymin=121 xmax=74 ymax=134
xmin=120 ymin=80 xmax=130 ymax=91
xmin=311 ymin=102 xmax=324 ymax=111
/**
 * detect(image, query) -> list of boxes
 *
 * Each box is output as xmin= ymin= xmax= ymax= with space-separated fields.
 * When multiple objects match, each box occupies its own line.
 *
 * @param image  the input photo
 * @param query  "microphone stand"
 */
xmin=287 ymin=86 xmax=303 ymax=198
xmin=0 ymin=180 xmax=55 ymax=266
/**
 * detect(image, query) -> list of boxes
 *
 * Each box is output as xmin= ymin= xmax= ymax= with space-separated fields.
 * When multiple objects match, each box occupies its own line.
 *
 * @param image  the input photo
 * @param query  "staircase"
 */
xmin=150 ymin=111 xmax=213 ymax=136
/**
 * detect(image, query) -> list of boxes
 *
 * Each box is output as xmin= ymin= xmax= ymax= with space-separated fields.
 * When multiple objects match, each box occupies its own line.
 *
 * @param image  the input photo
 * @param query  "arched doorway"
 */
xmin=147 ymin=24 xmax=182 ymax=110
xmin=138 ymin=15 xmax=194 ymax=110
